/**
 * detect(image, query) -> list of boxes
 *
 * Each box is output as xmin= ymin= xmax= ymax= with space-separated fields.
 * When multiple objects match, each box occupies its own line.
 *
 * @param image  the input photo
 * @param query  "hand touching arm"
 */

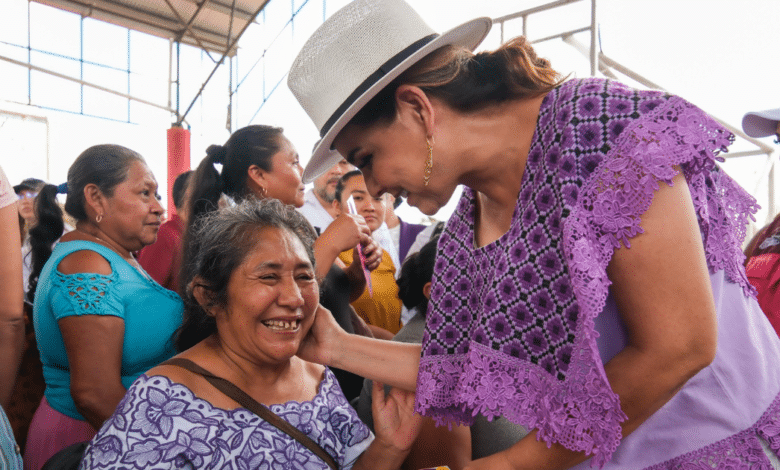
xmin=353 ymin=381 xmax=423 ymax=470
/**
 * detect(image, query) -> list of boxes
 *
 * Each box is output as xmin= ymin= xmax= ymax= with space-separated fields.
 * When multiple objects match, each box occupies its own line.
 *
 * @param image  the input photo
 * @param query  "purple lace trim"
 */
xmin=416 ymin=78 xmax=760 ymax=468
xmin=561 ymin=94 xmax=759 ymax=466
xmin=645 ymin=390 xmax=780 ymax=469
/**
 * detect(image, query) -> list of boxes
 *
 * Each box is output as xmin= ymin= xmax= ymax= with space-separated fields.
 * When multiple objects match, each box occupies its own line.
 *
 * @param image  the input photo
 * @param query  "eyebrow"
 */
xmin=252 ymin=260 xmax=313 ymax=271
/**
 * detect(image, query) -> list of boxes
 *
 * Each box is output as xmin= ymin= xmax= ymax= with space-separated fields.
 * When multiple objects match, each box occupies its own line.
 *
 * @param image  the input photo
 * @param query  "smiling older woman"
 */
xmin=79 ymin=199 xmax=421 ymax=470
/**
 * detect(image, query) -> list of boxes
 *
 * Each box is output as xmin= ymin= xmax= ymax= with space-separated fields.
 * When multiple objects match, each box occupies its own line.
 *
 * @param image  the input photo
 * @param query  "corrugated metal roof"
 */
xmin=32 ymin=0 xmax=270 ymax=57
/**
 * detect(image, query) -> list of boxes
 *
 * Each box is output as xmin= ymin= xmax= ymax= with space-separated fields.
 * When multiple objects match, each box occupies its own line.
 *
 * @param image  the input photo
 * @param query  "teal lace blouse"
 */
xmin=33 ymin=240 xmax=183 ymax=420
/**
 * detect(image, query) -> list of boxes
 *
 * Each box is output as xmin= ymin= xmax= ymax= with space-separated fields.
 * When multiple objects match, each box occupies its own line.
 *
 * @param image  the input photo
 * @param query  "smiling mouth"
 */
xmin=262 ymin=319 xmax=301 ymax=331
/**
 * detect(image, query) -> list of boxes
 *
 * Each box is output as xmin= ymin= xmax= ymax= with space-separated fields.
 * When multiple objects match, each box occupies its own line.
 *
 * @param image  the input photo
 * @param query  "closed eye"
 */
xmin=356 ymin=154 xmax=373 ymax=170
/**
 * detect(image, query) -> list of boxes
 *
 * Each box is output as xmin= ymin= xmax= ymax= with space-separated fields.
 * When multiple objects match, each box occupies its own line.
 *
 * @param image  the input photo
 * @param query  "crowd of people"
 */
xmin=2 ymin=0 xmax=780 ymax=468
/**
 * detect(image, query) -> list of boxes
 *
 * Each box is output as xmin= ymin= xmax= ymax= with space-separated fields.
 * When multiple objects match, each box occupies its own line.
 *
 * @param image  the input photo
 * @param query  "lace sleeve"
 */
xmin=51 ymin=270 xmax=123 ymax=321
xmin=568 ymin=95 xmax=757 ymax=320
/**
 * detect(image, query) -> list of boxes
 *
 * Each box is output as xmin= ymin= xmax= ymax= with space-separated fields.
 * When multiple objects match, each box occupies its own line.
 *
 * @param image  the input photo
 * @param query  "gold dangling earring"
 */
xmin=424 ymin=137 xmax=434 ymax=187
xmin=96 ymin=213 xmax=103 ymax=223
xmin=259 ymin=186 xmax=267 ymax=198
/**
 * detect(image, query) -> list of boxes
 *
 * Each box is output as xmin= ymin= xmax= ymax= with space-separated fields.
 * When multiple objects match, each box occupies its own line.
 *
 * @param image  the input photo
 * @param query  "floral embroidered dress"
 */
xmin=415 ymin=78 xmax=780 ymax=468
xmin=79 ymin=369 xmax=373 ymax=469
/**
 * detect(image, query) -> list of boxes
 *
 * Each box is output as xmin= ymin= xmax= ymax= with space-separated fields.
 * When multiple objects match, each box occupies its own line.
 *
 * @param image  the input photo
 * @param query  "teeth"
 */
xmin=263 ymin=320 xmax=300 ymax=331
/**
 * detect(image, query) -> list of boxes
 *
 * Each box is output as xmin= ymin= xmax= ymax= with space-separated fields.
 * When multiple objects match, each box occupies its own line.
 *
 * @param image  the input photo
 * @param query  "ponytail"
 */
xmin=187 ymin=145 xmax=226 ymax=226
xmin=181 ymin=126 xmax=284 ymax=296
xmin=27 ymin=184 xmax=66 ymax=303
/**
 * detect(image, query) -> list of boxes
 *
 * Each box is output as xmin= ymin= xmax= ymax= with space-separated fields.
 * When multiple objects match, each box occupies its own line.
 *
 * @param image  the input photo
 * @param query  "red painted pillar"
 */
xmin=166 ymin=126 xmax=191 ymax=216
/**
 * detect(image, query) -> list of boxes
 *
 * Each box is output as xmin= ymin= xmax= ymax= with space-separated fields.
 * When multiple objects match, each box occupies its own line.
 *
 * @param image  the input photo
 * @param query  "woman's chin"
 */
xmin=408 ymin=196 xmax=441 ymax=216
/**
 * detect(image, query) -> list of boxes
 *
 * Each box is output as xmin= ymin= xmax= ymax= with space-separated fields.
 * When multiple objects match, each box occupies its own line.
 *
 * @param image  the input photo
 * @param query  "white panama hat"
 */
xmin=288 ymin=0 xmax=491 ymax=183
xmin=742 ymin=108 xmax=780 ymax=138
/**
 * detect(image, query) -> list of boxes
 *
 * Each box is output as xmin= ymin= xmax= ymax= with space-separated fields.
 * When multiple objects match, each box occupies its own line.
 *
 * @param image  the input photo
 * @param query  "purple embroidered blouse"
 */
xmin=79 ymin=368 xmax=373 ymax=469
xmin=415 ymin=78 xmax=780 ymax=467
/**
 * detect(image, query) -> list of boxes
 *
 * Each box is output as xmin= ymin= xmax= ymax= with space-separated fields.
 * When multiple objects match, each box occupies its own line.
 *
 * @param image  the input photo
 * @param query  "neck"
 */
xmin=386 ymin=213 xmax=400 ymax=229
xmin=74 ymin=221 xmax=132 ymax=259
xmin=314 ymin=190 xmax=340 ymax=219
xmin=207 ymin=334 xmax=294 ymax=392
xmin=453 ymin=94 xmax=548 ymax=209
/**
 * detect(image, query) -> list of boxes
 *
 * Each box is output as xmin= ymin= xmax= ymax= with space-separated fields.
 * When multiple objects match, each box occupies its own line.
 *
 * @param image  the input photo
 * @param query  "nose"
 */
xmin=363 ymin=172 xmax=383 ymax=198
xmin=151 ymin=196 xmax=165 ymax=217
xmin=277 ymin=276 xmax=305 ymax=309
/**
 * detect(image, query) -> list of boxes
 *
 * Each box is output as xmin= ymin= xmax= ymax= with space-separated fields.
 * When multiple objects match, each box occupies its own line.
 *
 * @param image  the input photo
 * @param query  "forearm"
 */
xmin=344 ymin=261 xmax=368 ymax=302
xmin=313 ymin=237 xmax=343 ymax=281
xmin=72 ymin=382 xmax=127 ymax=430
xmin=353 ymin=438 xmax=409 ymax=470
xmin=0 ymin=203 xmax=23 ymax=407
xmin=331 ymin=334 xmax=420 ymax=391
xmin=0 ymin=317 xmax=25 ymax=407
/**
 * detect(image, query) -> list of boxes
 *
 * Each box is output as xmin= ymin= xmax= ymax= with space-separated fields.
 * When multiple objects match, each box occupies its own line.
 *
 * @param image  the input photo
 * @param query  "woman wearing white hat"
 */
xmin=289 ymin=1 xmax=780 ymax=468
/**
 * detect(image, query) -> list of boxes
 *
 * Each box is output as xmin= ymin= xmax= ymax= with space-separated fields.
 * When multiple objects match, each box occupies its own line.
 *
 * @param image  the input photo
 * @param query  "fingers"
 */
xmin=361 ymin=239 xmax=383 ymax=270
xmin=327 ymin=213 xmax=371 ymax=252
xmin=373 ymin=380 xmax=386 ymax=406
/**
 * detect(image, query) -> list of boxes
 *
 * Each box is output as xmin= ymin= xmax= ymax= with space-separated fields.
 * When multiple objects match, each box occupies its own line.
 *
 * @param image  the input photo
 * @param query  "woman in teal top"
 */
xmin=23 ymin=145 xmax=183 ymax=470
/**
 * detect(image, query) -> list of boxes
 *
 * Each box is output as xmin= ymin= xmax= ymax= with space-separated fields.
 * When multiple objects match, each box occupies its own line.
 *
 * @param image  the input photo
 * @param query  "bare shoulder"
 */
xmin=300 ymin=358 xmax=327 ymax=383
xmin=147 ymin=362 xmax=203 ymax=391
xmin=146 ymin=345 xmax=214 ymax=394
xmin=57 ymin=249 xmax=113 ymax=276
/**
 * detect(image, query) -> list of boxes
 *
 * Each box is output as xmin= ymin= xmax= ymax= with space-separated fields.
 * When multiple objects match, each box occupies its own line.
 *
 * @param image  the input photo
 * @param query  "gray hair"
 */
xmin=176 ymin=198 xmax=317 ymax=351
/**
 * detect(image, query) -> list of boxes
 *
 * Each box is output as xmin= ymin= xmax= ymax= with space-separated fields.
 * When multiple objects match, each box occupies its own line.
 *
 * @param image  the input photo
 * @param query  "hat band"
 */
xmin=320 ymin=33 xmax=439 ymax=138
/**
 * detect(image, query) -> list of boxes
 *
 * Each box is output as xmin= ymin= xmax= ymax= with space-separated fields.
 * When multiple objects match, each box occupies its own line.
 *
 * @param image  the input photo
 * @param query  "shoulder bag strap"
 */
xmin=162 ymin=357 xmax=339 ymax=470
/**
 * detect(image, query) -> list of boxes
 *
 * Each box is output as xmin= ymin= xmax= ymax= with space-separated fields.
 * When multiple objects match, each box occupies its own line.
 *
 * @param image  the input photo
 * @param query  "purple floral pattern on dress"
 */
xmin=79 ymin=369 xmax=373 ymax=469
xmin=415 ymin=78 xmax=762 ymax=467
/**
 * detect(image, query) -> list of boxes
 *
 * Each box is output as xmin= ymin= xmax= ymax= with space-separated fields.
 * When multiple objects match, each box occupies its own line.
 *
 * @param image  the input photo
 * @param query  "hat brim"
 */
xmin=303 ymin=17 xmax=492 ymax=183
xmin=742 ymin=108 xmax=780 ymax=138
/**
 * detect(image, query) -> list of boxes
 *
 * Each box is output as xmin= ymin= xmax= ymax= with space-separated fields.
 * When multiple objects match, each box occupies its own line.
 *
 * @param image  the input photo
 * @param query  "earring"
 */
xmin=424 ymin=137 xmax=434 ymax=187
xmin=96 ymin=213 xmax=103 ymax=223
xmin=259 ymin=186 xmax=267 ymax=198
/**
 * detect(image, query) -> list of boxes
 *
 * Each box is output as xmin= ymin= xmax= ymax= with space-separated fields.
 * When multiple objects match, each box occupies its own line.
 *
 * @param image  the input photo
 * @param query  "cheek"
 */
xmin=302 ymin=286 xmax=319 ymax=311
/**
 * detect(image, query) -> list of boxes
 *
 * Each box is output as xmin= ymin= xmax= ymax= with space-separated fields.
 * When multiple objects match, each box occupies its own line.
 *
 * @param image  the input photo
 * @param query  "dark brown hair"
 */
xmin=350 ymin=36 xmax=563 ymax=127
xmin=187 ymin=125 xmax=284 ymax=224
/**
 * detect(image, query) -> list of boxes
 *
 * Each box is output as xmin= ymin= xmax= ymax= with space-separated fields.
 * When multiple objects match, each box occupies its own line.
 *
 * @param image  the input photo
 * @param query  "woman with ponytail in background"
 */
xmin=24 ymin=145 xmax=183 ymax=470
xmin=288 ymin=0 xmax=780 ymax=468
